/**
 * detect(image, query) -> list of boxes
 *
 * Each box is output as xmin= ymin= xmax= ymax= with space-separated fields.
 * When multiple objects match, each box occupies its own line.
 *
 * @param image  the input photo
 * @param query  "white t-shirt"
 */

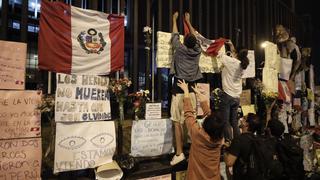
xmin=221 ymin=55 xmax=243 ymax=98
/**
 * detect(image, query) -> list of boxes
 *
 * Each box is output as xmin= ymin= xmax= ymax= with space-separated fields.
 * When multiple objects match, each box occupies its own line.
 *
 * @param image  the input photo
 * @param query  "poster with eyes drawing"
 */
xmin=54 ymin=121 xmax=116 ymax=173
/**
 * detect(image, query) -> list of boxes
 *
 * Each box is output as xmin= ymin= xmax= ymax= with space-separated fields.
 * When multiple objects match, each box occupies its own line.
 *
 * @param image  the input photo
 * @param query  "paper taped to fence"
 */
xmin=0 ymin=40 xmax=26 ymax=90
xmin=0 ymin=90 xmax=41 ymax=139
xmin=54 ymin=121 xmax=116 ymax=173
xmin=131 ymin=119 xmax=172 ymax=157
xmin=55 ymin=73 xmax=111 ymax=122
xmin=0 ymin=138 xmax=42 ymax=180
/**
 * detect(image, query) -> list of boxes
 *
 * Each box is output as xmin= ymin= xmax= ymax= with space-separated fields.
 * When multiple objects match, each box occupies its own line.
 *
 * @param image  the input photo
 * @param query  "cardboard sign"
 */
xmin=139 ymin=174 xmax=172 ymax=180
xmin=241 ymin=105 xmax=256 ymax=116
xmin=0 ymin=40 xmax=26 ymax=90
xmin=145 ymin=103 xmax=162 ymax=119
xmin=0 ymin=138 xmax=42 ymax=180
xmin=240 ymin=89 xmax=251 ymax=106
xmin=0 ymin=90 xmax=41 ymax=139
xmin=54 ymin=121 xmax=116 ymax=173
xmin=196 ymin=83 xmax=210 ymax=116
xmin=131 ymin=119 xmax=172 ymax=157
xmin=55 ymin=73 xmax=111 ymax=122
xmin=242 ymin=50 xmax=255 ymax=78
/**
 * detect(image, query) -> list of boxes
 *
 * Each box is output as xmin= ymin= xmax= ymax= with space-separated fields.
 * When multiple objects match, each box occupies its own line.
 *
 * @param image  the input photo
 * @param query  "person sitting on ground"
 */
xmin=177 ymin=79 xmax=225 ymax=180
xmin=170 ymin=12 xmax=203 ymax=165
xmin=267 ymin=119 xmax=304 ymax=180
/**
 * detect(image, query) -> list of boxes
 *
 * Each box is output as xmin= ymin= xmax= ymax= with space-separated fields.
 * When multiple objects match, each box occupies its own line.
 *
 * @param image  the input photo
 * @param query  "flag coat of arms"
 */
xmin=38 ymin=0 xmax=124 ymax=75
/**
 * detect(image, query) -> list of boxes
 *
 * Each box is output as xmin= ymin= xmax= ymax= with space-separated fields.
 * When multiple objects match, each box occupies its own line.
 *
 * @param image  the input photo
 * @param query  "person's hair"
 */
xmin=184 ymin=34 xmax=197 ymax=48
xmin=267 ymin=119 xmax=285 ymax=138
xmin=203 ymin=112 xmax=226 ymax=141
xmin=238 ymin=48 xmax=249 ymax=69
xmin=246 ymin=113 xmax=261 ymax=133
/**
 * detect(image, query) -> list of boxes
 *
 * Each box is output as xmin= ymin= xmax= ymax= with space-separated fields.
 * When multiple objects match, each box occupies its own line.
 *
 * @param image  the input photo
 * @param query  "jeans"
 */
xmin=220 ymin=91 xmax=240 ymax=141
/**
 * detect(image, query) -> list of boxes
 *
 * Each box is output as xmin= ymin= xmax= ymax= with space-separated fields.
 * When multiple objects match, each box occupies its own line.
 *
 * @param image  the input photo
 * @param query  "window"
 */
xmin=28 ymin=0 xmax=41 ymax=18
xmin=12 ymin=20 xmax=20 ymax=29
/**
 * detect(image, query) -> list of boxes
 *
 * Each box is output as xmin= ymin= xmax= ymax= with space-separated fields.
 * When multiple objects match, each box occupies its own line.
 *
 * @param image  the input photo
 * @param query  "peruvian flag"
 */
xmin=38 ymin=0 xmax=124 ymax=75
xmin=184 ymin=20 xmax=225 ymax=56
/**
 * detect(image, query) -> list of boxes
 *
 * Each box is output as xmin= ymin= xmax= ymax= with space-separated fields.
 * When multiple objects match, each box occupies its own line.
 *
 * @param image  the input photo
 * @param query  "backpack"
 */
xmin=238 ymin=135 xmax=284 ymax=180
xmin=276 ymin=135 xmax=304 ymax=180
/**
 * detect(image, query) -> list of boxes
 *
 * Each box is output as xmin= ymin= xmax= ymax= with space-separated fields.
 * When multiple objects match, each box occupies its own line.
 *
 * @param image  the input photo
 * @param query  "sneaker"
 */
xmin=170 ymin=153 xmax=185 ymax=166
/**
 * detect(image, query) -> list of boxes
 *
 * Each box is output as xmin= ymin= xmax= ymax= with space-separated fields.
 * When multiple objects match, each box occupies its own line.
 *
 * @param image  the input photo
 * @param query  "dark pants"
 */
xmin=220 ymin=91 xmax=240 ymax=141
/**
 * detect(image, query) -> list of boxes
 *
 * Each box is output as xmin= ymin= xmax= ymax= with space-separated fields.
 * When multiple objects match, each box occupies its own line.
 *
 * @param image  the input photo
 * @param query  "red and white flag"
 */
xmin=38 ymin=0 xmax=124 ymax=75
xmin=184 ymin=20 xmax=225 ymax=56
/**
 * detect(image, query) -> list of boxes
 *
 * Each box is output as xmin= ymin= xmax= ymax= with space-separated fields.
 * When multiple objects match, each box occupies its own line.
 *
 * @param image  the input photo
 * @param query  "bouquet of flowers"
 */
xmin=109 ymin=77 xmax=132 ymax=103
xmin=128 ymin=89 xmax=150 ymax=120
xmin=261 ymin=91 xmax=278 ymax=108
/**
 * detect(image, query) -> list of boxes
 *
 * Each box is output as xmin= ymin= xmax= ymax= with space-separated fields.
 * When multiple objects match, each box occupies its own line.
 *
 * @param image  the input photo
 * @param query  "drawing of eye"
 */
xmin=90 ymin=133 xmax=114 ymax=148
xmin=58 ymin=136 xmax=86 ymax=150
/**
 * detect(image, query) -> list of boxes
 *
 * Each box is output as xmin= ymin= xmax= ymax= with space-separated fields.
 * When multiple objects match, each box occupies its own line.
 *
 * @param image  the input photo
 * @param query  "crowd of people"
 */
xmin=168 ymin=12 xmax=316 ymax=180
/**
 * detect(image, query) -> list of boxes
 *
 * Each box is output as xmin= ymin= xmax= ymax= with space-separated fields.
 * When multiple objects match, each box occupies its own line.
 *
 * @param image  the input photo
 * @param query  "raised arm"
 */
xmin=172 ymin=12 xmax=178 ymax=33
xmin=192 ymin=85 xmax=211 ymax=117
xmin=184 ymin=12 xmax=196 ymax=36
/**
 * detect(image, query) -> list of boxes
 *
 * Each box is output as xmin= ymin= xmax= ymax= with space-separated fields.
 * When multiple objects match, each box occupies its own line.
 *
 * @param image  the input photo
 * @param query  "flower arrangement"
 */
xmin=211 ymin=88 xmax=222 ymax=110
xmin=261 ymin=91 xmax=278 ymax=107
xmin=128 ymin=89 xmax=150 ymax=120
xmin=109 ymin=77 xmax=132 ymax=103
xmin=143 ymin=26 xmax=152 ymax=34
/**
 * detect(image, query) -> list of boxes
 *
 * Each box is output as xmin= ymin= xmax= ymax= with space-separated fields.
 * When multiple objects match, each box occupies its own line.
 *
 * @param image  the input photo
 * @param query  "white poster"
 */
xmin=156 ymin=31 xmax=183 ymax=68
xmin=156 ymin=31 xmax=223 ymax=73
xmin=242 ymin=50 xmax=255 ymax=78
xmin=145 ymin=103 xmax=162 ymax=119
xmin=279 ymin=58 xmax=293 ymax=80
xmin=55 ymin=73 xmax=111 ymax=122
xmin=131 ymin=119 xmax=172 ymax=157
xmin=264 ymin=41 xmax=280 ymax=71
xmin=262 ymin=68 xmax=278 ymax=93
xmin=54 ymin=121 xmax=116 ymax=173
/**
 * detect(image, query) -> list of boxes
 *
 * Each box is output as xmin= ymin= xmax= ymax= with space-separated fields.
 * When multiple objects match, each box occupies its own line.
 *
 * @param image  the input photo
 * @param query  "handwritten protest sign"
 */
xmin=156 ymin=31 xmax=223 ymax=73
xmin=241 ymin=105 xmax=256 ymax=116
xmin=242 ymin=50 xmax=255 ymax=78
xmin=145 ymin=103 xmax=162 ymax=119
xmin=131 ymin=119 xmax=172 ymax=157
xmin=54 ymin=121 xmax=116 ymax=173
xmin=0 ymin=138 xmax=42 ymax=180
xmin=0 ymin=90 xmax=41 ymax=139
xmin=240 ymin=89 xmax=251 ymax=106
xmin=55 ymin=73 xmax=111 ymax=122
xmin=0 ymin=40 xmax=26 ymax=90
xmin=196 ymin=83 xmax=210 ymax=116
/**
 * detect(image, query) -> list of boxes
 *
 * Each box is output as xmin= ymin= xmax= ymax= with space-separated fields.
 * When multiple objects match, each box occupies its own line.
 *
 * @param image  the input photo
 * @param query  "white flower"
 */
xmin=143 ymin=26 xmax=152 ymax=34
